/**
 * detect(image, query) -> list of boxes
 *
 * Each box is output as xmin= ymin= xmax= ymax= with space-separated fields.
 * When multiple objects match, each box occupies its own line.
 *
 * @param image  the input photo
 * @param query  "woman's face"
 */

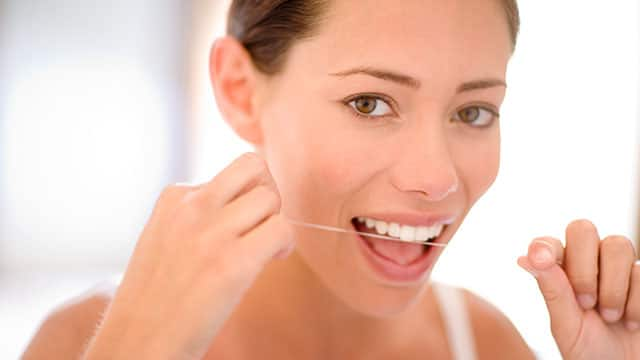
xmin=256 ymin=0 xmax=511 ymax=316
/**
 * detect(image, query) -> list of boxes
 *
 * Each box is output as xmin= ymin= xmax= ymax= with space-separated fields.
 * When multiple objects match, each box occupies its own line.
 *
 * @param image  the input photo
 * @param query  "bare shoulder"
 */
xmin=21 ymin=279 xmax=119 ymax=360
xmin=462 ymin=288 xmax=536 ymax=360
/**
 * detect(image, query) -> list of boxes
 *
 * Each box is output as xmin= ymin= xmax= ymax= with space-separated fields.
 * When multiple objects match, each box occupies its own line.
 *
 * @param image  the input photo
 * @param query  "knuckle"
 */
xmin=157 ymin=184 xmax=185 ymax=206
xmin=540 ymin=286 xmax=563 ymax=304
xmin=179 ymin=191 xmax=207 ymax=216
xmin=173 ymin=192 xmax=214 ymax=230
xmin=152 ymin=185 xmax=190 ymax=220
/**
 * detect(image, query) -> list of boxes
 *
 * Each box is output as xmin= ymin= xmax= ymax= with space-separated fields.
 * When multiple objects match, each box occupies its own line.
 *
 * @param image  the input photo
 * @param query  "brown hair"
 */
xmin=227 ymin=0 xmax=520 ymax=75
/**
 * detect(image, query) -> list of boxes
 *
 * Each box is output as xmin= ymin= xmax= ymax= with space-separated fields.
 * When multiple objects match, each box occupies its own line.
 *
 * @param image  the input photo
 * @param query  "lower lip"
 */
xmin=353 ymin=222 xmax=442 ymax=283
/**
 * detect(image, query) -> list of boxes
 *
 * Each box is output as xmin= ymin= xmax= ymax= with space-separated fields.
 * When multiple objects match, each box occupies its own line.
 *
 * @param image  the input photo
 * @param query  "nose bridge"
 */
xmin=389 ymin=117 xmax=459 ymax=202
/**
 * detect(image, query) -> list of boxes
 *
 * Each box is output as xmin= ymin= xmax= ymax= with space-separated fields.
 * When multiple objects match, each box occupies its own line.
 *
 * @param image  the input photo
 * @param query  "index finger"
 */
xmin=204 ymin=152 xmax=279 ymax=208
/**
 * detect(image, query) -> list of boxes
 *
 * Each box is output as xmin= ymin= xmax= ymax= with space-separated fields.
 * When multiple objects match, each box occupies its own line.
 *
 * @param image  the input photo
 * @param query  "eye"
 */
xmin=452 ymin=105 xmax=498 ymax=128
xmin=347 ymin=95 xmax=394 ymax=118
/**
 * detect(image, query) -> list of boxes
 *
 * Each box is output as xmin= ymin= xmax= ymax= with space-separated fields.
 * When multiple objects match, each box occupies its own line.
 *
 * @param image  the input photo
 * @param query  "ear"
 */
xmin=209 ymin=36 xmax=264 ymax=145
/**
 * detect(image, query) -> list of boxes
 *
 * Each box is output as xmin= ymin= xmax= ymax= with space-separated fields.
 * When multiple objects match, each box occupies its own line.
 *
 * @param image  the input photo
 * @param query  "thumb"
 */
xmin=517 ymin=237 xmax=584 ymax=351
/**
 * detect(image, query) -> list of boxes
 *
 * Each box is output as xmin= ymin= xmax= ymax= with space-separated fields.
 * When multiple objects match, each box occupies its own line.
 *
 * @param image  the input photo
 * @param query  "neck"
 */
xmin=216 ymin=250 xmax=437 ymax=359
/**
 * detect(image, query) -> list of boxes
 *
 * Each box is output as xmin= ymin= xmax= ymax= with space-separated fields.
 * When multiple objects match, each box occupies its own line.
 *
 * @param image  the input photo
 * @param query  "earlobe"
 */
xmin=209 ymin=36 xmax=264 ymax=145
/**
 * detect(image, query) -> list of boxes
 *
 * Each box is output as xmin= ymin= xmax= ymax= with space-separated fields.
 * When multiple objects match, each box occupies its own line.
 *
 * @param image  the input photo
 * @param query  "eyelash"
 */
xmin=342 ymin=93 xmax=397 ymax=120
xmin=451 ymin=103 xmax=500 ymax=128
xmin=342 ymin=94 xmax=499 ymax=128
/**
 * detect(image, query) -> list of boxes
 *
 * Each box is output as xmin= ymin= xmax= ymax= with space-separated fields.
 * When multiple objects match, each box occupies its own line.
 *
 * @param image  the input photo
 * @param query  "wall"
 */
xmin=0 ymin=0 xmax=189 ymax=271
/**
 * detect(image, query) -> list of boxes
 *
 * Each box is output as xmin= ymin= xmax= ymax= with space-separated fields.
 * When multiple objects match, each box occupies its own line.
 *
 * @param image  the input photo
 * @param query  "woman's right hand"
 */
xmin=82 ymin=152 xmax=295 ymax=359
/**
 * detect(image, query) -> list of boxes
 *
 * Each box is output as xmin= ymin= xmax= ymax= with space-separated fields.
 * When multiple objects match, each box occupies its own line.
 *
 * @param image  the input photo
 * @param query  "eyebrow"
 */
xmin=328 ymin=66 xmax=507 ymax=93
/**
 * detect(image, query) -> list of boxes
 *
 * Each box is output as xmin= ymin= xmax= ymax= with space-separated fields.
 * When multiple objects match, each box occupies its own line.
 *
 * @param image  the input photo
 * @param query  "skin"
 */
xmin=518 ymin=223 xmax=640 ymax=359
xmin=21 ymin=0 xmax=639 ymax=359
xmin=247 ymin=0 xmax=506 ymax=319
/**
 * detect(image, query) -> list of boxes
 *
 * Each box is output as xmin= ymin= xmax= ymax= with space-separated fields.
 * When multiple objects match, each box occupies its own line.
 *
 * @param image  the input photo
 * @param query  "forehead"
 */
xmin=285 ymin=0 xmax=512 ymax=91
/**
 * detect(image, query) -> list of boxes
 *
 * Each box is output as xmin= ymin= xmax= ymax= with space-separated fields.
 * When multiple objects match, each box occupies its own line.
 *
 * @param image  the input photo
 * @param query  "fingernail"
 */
xmin=577 ymin=294 xmax=596 ymax=309
xmin=601 ymin=308 xmax=621 ymax=323
xmin=532 ymin=243 xmax=553 ymax=266
xmin=626 ymin=320 xmax=640 ymax=331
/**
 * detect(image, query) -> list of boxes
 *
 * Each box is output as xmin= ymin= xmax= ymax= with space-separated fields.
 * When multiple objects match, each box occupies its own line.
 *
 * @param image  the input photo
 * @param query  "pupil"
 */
xmin=357 ymin=97 xmax=376 ymax=113
xmin=462 ymin=107 xmax=479 ymax=122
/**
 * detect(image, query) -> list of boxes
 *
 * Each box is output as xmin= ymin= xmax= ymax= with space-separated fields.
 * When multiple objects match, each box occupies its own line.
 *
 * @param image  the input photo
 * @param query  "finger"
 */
xmin=624 ymin=260 xmax=640 ymax=331
xmin=135 ymin=183 xmax=194 ymax=253
xmin=236 ymin=213 xmax=295 ymax=269
xmin=149 ymin=184 xmax=193 ymax=225
xmin=565 ymin=219 xmax=600 ymax=310
xmin=598 ymin=235 xmax=636 ymax=323
xmin=205 ymin=152 xmax=278 ymax=208
xmin=517 ymin=237 xmax=582 ymax=348
xmin=155 ymin=183 xmax=193 ymax=209
xmin=219 ymin=184 xmax=281 ymax=236
xmin=529 ymin=237 xmax=565 ymax=269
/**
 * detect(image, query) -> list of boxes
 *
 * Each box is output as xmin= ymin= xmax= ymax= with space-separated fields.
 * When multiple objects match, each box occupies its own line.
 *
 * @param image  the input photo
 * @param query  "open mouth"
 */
xmin=350 ymin=216 xmax=447 ymax=282
xmin=351 ymin=217 xmax=444 ymax=244
xmin=350 ymin=217 xmax=446 ymax=265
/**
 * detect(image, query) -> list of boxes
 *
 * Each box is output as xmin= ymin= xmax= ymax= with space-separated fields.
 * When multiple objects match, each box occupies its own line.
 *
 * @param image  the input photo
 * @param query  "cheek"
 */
xmin=452 ymin=130 xmax=501 ymax=201
xmin=260 ymin=97 xmax=375 ymax=220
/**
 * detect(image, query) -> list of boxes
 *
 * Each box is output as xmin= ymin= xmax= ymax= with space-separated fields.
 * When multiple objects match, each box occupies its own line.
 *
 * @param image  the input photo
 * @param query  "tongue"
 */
xmin=368 ymin=238 xmax=425 ymax=265
xmin=354 ymin=221 xmax=425 ymax=265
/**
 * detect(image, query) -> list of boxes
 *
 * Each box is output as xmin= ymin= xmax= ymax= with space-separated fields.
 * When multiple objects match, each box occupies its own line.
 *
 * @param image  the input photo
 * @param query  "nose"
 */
xmin=389 ymin=122 xmax=459 ymax=202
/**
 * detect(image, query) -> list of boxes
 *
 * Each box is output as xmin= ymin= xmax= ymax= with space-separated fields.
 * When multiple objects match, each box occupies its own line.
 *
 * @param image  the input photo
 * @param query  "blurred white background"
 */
xmin=0 ymin=1 xmax=638 ymax=359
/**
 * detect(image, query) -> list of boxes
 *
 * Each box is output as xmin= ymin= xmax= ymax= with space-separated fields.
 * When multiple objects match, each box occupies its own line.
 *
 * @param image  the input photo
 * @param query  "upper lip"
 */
xmin=353 ymin=212 xmax=458 ymax=227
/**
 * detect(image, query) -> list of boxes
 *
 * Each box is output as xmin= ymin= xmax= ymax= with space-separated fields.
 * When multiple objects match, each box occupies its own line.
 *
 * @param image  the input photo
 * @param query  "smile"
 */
xmin=354 ymin=216 xmax=445 ymax=243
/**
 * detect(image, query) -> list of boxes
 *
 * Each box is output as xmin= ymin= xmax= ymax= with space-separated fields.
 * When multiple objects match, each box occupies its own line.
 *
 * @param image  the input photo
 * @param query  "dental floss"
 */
xmin=284 ymin=217 xmax=447 ymax=248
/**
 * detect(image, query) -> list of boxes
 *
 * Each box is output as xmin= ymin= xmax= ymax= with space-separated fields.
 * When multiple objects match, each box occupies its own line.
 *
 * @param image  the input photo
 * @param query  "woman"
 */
xmin=23 ymin=0 xmax=639 ymax=359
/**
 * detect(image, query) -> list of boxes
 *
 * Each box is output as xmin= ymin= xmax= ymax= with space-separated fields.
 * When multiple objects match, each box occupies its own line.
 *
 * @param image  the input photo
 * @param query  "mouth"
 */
xmin=353 ymin=216 xmax=444 ymax=244
xmin=350 ymin=216 xmax=450 ymax=283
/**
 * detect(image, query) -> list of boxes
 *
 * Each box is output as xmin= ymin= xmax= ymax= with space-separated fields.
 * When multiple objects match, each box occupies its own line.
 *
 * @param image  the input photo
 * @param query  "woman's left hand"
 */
xmin=518 ymin=219 xmax=640 ymax=360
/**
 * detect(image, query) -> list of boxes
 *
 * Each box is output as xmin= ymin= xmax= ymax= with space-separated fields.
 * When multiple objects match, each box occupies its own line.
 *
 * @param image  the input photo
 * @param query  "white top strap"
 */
xmin=432 ymin=283 xmax=477 ymax=360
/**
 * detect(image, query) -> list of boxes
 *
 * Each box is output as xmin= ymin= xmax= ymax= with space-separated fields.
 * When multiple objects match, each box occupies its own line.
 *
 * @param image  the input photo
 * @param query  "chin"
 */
xmin=347 ymin=277 xmax=433 ymax=319
xmin=292 ymin=226 xmax=441 ymax=317
xmin=300 ymin=253 xmax=432 ymax=319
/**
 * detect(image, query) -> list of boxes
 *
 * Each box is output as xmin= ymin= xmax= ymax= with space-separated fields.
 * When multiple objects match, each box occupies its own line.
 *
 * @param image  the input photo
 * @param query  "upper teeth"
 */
xmin=357 ymin=216 xmax=444 ymax=242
